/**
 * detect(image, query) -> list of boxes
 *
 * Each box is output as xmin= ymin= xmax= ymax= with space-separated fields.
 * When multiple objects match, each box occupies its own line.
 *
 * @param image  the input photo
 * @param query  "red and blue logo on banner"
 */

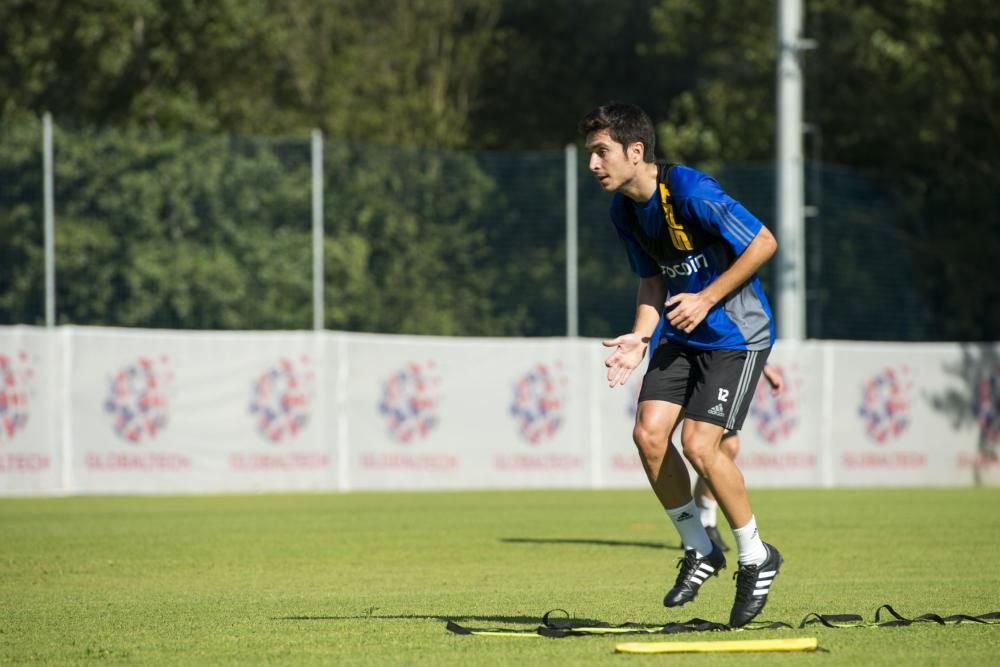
xmin=510 ymin=363 xmax=566 ymax=444
xmin=0 ymin=351 xmax=32 ymax=444
xmin=249 ymin=356 xmax=314 ymax=443
xmin=104 ymin=356 xmax=172 ymax=444
xmin=858 ymin=366 xmax=911 ymax=444
xmin=748 ymin=365 xmax=799 ymax=444
xmin=378 ymin=362 xmax=439 ymax=443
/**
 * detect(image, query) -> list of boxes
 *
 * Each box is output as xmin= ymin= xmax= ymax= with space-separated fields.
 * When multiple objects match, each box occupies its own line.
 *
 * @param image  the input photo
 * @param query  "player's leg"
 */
xmin=680 ymin=420 xmax=753 ymax=530
xmin=693 ymin=431 xmax=739 ymax=551
xmin=636 ymin=343 xmax=726 ymax=608
xmin=692 ymin=430 xmax=741 ymax=524
xmin=632 ymin=400 xmax=691 ymax=510
xmin=682 ymin=348 xmax=783 ymax=627
xmin=694 ymin=432 xmax=741 ymax=504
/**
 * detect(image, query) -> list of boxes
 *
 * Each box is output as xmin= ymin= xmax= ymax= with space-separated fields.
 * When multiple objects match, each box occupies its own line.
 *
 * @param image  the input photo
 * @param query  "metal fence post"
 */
xmin=43 ymin=112 xmax=55 ymax=328
xmin=311 ymin=129 xmax=324 ymax=331
xmin=565 ymin=143 xmax=579 ymax=338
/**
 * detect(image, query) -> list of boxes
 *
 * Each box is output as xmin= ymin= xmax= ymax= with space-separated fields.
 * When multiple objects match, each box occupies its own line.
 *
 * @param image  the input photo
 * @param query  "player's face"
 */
xmin=585 ymin=129 xmax=641 ymax=192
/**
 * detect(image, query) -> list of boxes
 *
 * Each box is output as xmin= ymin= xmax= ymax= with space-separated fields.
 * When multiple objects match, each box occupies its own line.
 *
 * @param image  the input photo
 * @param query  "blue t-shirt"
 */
xmin=609 ymin=164 xmax=775 ymax=351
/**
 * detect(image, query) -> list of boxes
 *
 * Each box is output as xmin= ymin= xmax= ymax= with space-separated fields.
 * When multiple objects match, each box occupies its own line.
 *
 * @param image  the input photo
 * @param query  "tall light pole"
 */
xmin=775 ymin=0 xmax=815 ymax=340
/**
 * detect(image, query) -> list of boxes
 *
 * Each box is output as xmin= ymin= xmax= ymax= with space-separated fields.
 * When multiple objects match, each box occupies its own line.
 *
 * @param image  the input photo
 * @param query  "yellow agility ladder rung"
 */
xmin=616 ymin=636 xmax=818 ymax=654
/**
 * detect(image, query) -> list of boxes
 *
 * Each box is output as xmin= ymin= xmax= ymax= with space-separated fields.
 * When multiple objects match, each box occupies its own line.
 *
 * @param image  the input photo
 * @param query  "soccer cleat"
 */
xmin=729 ymin=542 xmax=783 ymax=627
xmin=705 ymin=525 xmax=730 ymax=552
xmin=663 ymin=546 xmax=726 ymax=608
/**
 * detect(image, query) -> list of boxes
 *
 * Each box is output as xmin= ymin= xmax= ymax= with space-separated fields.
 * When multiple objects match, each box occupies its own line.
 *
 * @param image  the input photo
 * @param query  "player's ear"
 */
xmin=627 ymin=141 xmax=644 ymax=165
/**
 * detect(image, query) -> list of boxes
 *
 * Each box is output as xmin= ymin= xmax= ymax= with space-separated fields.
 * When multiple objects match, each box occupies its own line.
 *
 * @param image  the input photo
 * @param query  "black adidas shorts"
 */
xmin=638 ymin=343 xmax=770 ymax=431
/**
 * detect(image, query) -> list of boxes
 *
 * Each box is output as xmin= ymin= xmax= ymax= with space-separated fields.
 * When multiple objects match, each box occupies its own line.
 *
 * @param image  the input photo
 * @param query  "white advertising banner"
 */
xmin=827 ymin=342 xmax=988 ymax=487
xmin=0 ymin=327 xmax=61 ymax=493
xmin=66 ymin=327 xmax=332 ymax=494
xmin=1 ymin=327 xmax=998 ymax=496
xmin=342 ymin=334 xmax=590 ymax=490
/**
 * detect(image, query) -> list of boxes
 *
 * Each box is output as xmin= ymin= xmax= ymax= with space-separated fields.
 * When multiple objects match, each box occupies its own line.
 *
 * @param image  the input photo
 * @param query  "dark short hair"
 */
xmin=579 ymin=103 xmax=656 ymax=162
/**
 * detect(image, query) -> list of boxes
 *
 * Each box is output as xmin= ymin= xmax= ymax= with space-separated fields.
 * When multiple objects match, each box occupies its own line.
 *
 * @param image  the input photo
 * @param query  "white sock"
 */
xmin=732 ymin=515 xmax=767 ymax=566
xmin=697 ymin=495 xmax=717 ymax=528
xmin=666 ymin=499 xmax=713 ymax=557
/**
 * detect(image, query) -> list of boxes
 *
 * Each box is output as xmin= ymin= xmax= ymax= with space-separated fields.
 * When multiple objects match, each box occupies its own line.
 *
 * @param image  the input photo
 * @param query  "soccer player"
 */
xmin=693 ymin=365 xmax=785 ymax=553
xmin=580 ymin=102 xmax=783 ymax=627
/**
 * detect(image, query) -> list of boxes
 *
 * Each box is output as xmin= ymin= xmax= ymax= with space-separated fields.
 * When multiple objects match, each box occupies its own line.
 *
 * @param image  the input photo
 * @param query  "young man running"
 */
xmin=580 ymin=102 xmax=782 ymax=627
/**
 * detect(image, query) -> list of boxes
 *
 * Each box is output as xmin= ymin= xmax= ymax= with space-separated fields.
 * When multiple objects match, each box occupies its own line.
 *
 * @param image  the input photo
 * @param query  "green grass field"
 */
xmin=2 ymin=488 xmax=999 ymax=665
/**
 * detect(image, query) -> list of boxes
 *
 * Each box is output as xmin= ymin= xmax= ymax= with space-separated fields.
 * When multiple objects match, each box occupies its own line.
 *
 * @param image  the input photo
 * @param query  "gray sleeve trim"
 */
xmin=705 ymin=200 xmax=755 ymax=247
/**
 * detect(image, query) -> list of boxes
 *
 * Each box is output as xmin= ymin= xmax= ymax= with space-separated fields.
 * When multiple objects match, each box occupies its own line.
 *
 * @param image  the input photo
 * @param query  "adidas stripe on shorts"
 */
xmin=638 ymin=343 xmax=770 ymax=431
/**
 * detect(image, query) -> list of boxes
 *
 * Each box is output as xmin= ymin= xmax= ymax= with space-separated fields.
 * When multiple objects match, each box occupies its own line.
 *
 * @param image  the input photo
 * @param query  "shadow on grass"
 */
xmin=274 ymin=613 xmax=606 ymax=625
xmin=501 ymin=537 xmax=678 ymax=550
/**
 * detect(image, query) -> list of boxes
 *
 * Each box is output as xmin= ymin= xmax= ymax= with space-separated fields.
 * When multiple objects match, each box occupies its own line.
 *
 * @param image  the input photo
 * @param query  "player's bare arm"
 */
xmin=665 ymin=226 xmax=778 ymax=333
xmin=602 ymin=274 xmax=664 ymax=387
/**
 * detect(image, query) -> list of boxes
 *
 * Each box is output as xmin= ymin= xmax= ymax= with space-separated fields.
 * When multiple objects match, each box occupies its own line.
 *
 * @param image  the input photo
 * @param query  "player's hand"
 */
xmin=763 ymin=366 xmax=785 ymax=395
xmin=664 ymin=292 xmax=712 ymax=334
xmin=601 ymin=333 xmax=647 ymax=388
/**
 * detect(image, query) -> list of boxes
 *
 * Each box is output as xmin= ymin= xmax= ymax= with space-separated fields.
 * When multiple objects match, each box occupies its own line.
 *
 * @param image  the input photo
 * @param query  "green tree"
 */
xmin=0 ymin=120 xmax=524 ymax=333
xmin=0 ymin=0 xmax=501 ymax=147
xmin=469 ymin=0 xmax=686 ymax=150
xmin=278 ymin=0 xmax=501 ymax=147
xmin=0 ymin=1 xmax=515 ymax=333
xmin=322 ymin=141 xmax=523 ymax=335
xmin=3 ymin=0 xmax=998 ymax=339
xmin=0 ymin=115 xmax=44 ymax=323
xmin=646 ymin=0 xmax=775 ymax=165
xmin=807 ymin=0 xmax=1000 ymax=340
xmin=636 ymin=0 xmax=999 ymax=341
xmin=45 ymin=125 xmax=312 ymax=328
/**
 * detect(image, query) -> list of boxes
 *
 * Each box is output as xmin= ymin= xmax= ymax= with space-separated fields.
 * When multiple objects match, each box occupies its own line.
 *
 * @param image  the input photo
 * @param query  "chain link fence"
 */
xmin=1 ymin=117 xmax=928 ymax=340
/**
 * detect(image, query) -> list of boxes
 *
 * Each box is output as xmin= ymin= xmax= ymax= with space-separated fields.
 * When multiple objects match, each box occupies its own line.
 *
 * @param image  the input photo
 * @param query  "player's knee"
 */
xmin=632 ymin=421 xmax=661 ymax=456
xmin=632 ymin=405 xmax=674 ymax=458
xmin=680 ymin=423 xmax=724 ymax=473
xmin=721 ymin=434 xmax=739 ymax=459
xmin=680 ymin=437 xmax=711 ymax=472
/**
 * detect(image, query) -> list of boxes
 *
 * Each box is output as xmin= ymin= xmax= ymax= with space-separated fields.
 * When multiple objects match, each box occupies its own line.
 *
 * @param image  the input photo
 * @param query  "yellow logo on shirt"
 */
xmin=660 ymin=183 xmax=693 ymax=251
